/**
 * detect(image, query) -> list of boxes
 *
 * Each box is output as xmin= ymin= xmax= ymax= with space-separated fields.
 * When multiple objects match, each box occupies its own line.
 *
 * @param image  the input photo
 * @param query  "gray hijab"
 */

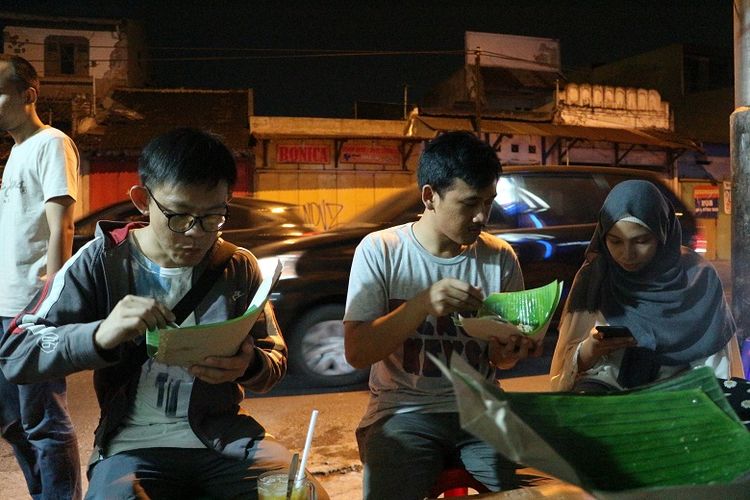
xmin=566 ymin=180 xmax=734 ymax=366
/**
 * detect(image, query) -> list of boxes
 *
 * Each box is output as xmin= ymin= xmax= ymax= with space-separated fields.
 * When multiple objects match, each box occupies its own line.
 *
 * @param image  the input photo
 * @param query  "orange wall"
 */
xmin=86 ymin=157 xmax=253 ymax=213
xmin=87 ymin=159 xmax=139 ymax=211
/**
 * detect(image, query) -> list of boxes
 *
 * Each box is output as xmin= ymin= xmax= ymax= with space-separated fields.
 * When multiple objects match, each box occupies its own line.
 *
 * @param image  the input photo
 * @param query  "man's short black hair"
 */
xmin=0 ymin=54 xmax=40 ymax=94
xmin=417 ymin=131 xmax=501 ymax=195
xmin=138 ymin=128 xmax=237 ymax=190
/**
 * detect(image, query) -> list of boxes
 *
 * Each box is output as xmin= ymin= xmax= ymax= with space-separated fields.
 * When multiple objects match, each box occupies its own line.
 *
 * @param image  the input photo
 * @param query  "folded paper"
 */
xmin=146 ymin=259 xmax=282 ymax=367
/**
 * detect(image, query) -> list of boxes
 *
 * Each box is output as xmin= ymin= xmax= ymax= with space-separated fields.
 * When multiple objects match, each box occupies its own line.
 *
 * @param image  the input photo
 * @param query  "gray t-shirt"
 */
xmin=345 ymin=223 xmax=523 ymax=428
xmin=106 ymin=236 xmax=205 ymax=456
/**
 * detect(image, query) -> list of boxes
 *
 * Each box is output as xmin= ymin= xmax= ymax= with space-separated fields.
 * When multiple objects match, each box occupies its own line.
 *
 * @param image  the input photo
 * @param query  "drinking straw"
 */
xmin=295 ymin=409 xmax=319 ymax=483
xmin=286 ymin=453 xmax=299 ymax=500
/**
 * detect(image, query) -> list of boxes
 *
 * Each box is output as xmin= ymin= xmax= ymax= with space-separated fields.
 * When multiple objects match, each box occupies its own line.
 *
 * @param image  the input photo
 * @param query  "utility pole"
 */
xmin=474 ymin=47 xmax=482 ymax=136
xmin=731 ymin=0 xmax=750 ymax=347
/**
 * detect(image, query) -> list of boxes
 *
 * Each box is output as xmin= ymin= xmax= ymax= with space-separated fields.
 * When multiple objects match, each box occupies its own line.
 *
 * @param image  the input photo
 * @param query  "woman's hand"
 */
xmin=577 ymin=327 xmax=637 ymax=373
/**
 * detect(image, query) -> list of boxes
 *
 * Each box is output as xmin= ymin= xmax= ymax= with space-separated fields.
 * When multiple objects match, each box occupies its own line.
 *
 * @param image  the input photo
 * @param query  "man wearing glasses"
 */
xmin=0 ymin=128 xmax=329 ymax=499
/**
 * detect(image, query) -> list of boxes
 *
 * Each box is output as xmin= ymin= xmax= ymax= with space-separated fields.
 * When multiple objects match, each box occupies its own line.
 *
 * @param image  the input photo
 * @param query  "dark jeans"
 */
xmin=86 ymin=441 xmax=330 ymax=500
xmin=0 ymin=316 xmax=82 ymax=499
xmin=356 ymin=412 xmax=522 ymax=500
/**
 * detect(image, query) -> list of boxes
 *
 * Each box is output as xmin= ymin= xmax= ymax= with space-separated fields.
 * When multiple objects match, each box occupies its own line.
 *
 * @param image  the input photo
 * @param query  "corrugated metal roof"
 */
xmin=79 ymin=88 xmax=251 ymax=153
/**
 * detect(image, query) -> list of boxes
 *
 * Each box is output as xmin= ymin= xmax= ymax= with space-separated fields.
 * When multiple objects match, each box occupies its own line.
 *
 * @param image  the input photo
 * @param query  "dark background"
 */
xmin=2 ymin=1 xmax=735 ymax=117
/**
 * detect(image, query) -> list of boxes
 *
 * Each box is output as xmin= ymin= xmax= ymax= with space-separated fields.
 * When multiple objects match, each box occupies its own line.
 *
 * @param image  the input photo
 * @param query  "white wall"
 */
xmin=3 ymin=25 xmax=126 ymax=80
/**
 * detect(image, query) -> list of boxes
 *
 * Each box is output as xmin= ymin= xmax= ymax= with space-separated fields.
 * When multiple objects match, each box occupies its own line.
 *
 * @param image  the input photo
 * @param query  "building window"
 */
xmin=45 ymin=36 xmax=89 ymax=76
xmin=683 ymin=51 xmax=731 ymax=93
xmin=684 ymin=54 xmax=710 ymax=93
xmin=511 ymin=144 xmax=519 ymax=153
xmin=528 ymin=145 xmax=537 ymax=154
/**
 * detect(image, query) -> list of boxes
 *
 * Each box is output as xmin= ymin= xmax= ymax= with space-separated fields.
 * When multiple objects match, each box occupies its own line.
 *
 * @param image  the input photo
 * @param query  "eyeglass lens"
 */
xmin=168 ymin=214 xmax=226 ymax=233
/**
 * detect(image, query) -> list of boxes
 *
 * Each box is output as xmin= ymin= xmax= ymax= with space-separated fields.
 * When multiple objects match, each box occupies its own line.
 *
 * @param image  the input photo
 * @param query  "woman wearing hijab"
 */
xmin=550 ymin=180 xmax=744 ymax=392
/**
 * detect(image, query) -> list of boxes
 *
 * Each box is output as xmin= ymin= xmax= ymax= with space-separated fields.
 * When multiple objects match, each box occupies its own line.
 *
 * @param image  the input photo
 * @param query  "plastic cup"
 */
xmin=257 ymin=470 xmax=315 ymax=500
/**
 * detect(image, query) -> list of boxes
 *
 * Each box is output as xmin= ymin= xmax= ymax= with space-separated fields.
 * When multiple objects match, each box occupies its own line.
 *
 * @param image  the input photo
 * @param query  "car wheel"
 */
xmin=287 ymin=304 xmax=369 ymax=387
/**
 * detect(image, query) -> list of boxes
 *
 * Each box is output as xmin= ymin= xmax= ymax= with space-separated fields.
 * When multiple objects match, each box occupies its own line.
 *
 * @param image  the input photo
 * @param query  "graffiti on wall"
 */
xmin=303 ymin=200 xmax=344 ymax=230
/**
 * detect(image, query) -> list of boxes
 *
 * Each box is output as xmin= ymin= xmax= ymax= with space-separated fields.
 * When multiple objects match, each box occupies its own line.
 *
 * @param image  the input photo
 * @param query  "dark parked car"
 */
xmin=252 ymin=166 xmax=697 ymax=387
xmin=73 ymin=196 xmax=316 ymax=253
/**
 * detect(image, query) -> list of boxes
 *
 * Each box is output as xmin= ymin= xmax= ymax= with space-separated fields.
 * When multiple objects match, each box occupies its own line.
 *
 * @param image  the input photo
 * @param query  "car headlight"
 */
xmin=258 ymin=253 xmax=302 ymax=281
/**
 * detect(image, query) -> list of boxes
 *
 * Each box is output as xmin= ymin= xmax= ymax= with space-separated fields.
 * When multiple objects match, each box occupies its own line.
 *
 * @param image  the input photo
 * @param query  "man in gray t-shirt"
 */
xmin=344 ymin=132 xmax=541 ymax=500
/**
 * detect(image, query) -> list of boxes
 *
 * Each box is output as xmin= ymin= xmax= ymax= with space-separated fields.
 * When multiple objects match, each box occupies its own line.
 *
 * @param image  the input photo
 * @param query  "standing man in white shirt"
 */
xmin=0 ymin=54 xmax=82 ymax=500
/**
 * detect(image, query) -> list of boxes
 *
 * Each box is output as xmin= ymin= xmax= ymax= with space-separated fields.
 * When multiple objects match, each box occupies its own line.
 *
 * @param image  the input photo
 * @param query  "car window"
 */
xmin=224 ymin=203 xmax=306 ymax=230
xmin=347 ymin=188 xmax=424 ymax=227
xmin=488 ymin=176 xmax=518 ymax=229
xmin=74 ymin=203 xmax=144 ymax=236
xmin=501 ymin=173 xmax=608 ymax=228
xmin=601 ymin=172 xmax=682 ymax=211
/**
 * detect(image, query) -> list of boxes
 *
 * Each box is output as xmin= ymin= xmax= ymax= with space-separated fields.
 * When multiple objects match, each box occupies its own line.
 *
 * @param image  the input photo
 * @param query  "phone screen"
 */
xmin=595 ymin=325 xmax=633 ymax=339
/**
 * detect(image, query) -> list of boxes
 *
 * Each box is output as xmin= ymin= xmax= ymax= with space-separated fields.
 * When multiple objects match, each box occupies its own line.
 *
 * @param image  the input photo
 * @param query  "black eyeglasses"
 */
xmin=145 ymin=186 xmax=228 ymax=233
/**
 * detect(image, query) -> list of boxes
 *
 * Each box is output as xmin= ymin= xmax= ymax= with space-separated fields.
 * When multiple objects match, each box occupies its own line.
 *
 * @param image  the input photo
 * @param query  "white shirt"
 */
xmin=0 ymin=127 xmax=78 ymax=316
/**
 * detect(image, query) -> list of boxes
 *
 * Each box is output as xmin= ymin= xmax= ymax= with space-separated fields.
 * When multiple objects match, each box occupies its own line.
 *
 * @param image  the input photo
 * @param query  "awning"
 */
xmin=251 ymin=116 xmax=420 ymax=140
xmin=406 ymin=114 xmax=701 ymax=151
xmin=407 ymin=116 xmax=475 ymax=135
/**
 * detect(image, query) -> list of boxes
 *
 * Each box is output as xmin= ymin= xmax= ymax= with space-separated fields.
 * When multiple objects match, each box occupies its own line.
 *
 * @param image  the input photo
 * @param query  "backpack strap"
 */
xmin=171 ymin=239 xmax=238 ymax=324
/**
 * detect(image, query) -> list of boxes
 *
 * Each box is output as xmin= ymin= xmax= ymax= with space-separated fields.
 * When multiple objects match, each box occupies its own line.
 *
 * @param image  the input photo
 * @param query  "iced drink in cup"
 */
xmin=257 ymin=470 xmax=315 ymax=500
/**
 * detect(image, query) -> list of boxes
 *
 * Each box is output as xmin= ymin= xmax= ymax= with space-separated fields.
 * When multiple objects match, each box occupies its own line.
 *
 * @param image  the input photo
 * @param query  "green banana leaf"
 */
xmin=475 ymin=279 xmax=563 ymax=336
xmin=631 ymin=366 xmax=742 ymax=425
xmin=471 ymin=367 xmax=750 ymax=491
xmin=504 ymin=394 xmax=748 ymax=489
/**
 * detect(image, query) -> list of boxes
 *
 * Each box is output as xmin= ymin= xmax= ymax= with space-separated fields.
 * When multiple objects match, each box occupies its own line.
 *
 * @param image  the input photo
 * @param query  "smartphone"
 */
xmin=595 ymin=325 xmax=633 ymax=339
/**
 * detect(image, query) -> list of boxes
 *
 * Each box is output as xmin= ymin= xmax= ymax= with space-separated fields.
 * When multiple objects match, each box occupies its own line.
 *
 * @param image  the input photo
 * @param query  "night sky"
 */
xmin=2 ymin=1 xmax=735 ymax=117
